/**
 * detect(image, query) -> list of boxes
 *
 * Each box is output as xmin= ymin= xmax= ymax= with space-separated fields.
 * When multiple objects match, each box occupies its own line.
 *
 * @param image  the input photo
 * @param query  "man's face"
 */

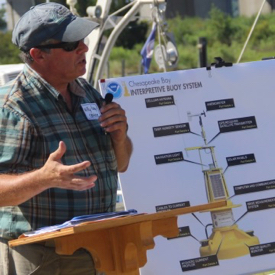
xmin=42 ymin=40 xmax=89 ymax=82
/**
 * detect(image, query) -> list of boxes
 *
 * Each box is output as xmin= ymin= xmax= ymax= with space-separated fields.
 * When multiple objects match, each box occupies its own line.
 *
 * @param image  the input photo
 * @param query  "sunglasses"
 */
xmin=34 ymin=40 xmax=81 ymax=52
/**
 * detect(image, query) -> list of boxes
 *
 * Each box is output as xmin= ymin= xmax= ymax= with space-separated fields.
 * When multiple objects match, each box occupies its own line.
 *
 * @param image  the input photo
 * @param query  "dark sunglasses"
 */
xmin=34 ymin=40 xmax=80 ymax=52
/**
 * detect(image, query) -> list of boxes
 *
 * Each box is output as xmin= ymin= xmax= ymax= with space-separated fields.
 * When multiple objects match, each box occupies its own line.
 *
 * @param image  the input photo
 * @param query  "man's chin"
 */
xmin=78 ymin=68 xmax=87 ymax=77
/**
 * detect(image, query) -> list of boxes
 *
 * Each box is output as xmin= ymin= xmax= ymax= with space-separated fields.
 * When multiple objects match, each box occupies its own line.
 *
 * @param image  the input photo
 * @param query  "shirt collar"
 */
xmin=23 ymin=64 xmax=87 ymax=99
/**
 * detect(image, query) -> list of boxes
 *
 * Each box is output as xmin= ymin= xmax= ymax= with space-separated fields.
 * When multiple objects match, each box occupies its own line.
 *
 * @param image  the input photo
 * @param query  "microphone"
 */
xmin=103 ymin=93 xmax=113 ymax=135
xmin=105 ymin=93 xmax=113 ymax=105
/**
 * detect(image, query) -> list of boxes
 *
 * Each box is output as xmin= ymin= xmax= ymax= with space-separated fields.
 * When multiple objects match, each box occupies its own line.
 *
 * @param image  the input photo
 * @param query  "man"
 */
xmin=0 ymin=2 xmax=132 ymax=275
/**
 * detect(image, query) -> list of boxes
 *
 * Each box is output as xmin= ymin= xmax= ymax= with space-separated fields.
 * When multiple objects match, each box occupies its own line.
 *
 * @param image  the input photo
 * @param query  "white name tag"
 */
xmin=81 ymin=103 xmax=101 ymax=120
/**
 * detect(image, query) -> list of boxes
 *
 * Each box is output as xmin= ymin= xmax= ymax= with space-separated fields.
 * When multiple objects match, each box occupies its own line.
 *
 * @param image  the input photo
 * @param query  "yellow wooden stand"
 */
xmin=9 ymin=201 xmax=226 ymax=275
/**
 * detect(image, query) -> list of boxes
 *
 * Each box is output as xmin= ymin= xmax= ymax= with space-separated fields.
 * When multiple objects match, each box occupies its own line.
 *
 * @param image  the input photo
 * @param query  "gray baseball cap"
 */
xmin=12 ymin=2 xmax=99 ymax=52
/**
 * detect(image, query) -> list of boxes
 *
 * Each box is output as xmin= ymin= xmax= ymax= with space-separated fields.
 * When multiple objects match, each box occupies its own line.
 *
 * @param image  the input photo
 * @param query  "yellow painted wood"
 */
xmin=9 ymin=201 xmax=226 ymax=275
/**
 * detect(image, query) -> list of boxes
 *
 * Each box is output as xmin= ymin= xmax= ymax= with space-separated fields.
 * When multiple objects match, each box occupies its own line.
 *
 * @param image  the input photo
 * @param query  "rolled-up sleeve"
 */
xmin=0 ymin=108 xmax=33 ymax=173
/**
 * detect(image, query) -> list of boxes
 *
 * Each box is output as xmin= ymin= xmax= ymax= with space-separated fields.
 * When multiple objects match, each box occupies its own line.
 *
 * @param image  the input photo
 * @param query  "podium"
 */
xmin=9 ymin=201 xmax=226 ymax=275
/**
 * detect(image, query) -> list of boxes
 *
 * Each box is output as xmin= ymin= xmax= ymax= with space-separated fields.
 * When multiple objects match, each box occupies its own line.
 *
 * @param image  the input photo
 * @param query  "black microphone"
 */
xmin=105 ymin=93 xmax=113 ymax=105
xmin=103 ymin=93 xmax=113 ymax=135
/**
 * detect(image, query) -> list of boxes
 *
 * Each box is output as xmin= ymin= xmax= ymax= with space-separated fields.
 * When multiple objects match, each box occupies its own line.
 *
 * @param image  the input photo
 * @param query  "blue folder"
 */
xmin=23 ymin=209 xmax=138 ymax=237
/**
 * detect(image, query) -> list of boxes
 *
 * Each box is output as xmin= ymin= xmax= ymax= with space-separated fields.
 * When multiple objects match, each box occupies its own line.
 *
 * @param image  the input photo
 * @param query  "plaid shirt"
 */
xmin=0 ymin=64 xmax=118 ymax=239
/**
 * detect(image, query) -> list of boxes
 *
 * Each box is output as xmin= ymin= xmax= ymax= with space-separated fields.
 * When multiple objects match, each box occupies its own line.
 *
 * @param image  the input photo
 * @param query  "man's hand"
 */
xmin=40 ymin=141 xmax=97 ymax=191
xmin=99 ymin=102 xmax=133 ymax=172
xmin=99 ymin=102 xmax=128 ymax=143
xmin=0 ymin=141 xmax=97 ymax=206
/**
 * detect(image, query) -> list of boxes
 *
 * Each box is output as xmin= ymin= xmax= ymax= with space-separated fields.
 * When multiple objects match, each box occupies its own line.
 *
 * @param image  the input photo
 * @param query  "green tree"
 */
xmin=110 ymin=0 xmax=130 ymax=13
xmin=109 ymin=1 xmax=148 ymax=49
xmin=114 ymin=20 xmax=148 ymax=49
xmin=0 ymin=8 xmax=7 ymax=31
xmin=0 ymin=32 xmax=21 ymax=64
xmin=206 ymin=5 xmax=236 ymax=46
xmin=76 ymin=0 xmax=96 ymax=16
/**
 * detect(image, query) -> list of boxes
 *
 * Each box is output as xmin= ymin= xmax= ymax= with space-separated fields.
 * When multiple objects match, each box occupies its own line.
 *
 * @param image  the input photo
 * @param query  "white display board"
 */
xmin=99 ymin=60 xmax=275 ymax=275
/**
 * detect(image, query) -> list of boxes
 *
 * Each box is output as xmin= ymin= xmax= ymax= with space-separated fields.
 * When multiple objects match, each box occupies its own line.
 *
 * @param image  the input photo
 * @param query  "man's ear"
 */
xmin=29 ymin=48 xmax=48 ymax=64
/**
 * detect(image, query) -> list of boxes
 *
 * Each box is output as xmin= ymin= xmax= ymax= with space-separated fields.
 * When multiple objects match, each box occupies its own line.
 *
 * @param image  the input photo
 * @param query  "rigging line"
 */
xmin=100 ymin=1 xmax=136 ymax=36
xmin=93 ymin=0 xmax=137 ymax=50
xmin=109 ymin=0 xmax=136 ymax=17
xmin=154 ymin=0 xmax=167 ymax=72
xmin=157 ymin=23 xmax=167 ymax=72
xmin=236 ymin=0 xmax=267 ymax=63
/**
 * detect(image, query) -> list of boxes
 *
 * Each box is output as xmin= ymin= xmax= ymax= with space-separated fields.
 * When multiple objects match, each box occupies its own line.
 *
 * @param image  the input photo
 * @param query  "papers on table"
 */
xmin=23 ymin=209 xmax=138 ymax=237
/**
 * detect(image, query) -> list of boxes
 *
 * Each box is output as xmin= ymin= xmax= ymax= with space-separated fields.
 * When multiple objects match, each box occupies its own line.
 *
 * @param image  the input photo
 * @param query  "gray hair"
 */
xmin=20 ymin=39 xmax=57 ymax=64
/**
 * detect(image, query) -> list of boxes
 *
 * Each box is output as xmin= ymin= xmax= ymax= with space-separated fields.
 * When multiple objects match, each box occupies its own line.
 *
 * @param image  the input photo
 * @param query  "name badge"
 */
xmin=81 ymin=103 xmax=101 ymax=120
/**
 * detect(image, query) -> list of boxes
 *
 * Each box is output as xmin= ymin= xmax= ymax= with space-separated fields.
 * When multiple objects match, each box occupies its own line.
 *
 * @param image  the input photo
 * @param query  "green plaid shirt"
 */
xmin=0 ymin=64 xmax=118 ymax=239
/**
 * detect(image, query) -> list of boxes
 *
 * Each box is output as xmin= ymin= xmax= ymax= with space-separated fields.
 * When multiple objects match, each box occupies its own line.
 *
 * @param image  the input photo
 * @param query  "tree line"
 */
xmin=1 ymin=4 xmax=275 ymax=76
